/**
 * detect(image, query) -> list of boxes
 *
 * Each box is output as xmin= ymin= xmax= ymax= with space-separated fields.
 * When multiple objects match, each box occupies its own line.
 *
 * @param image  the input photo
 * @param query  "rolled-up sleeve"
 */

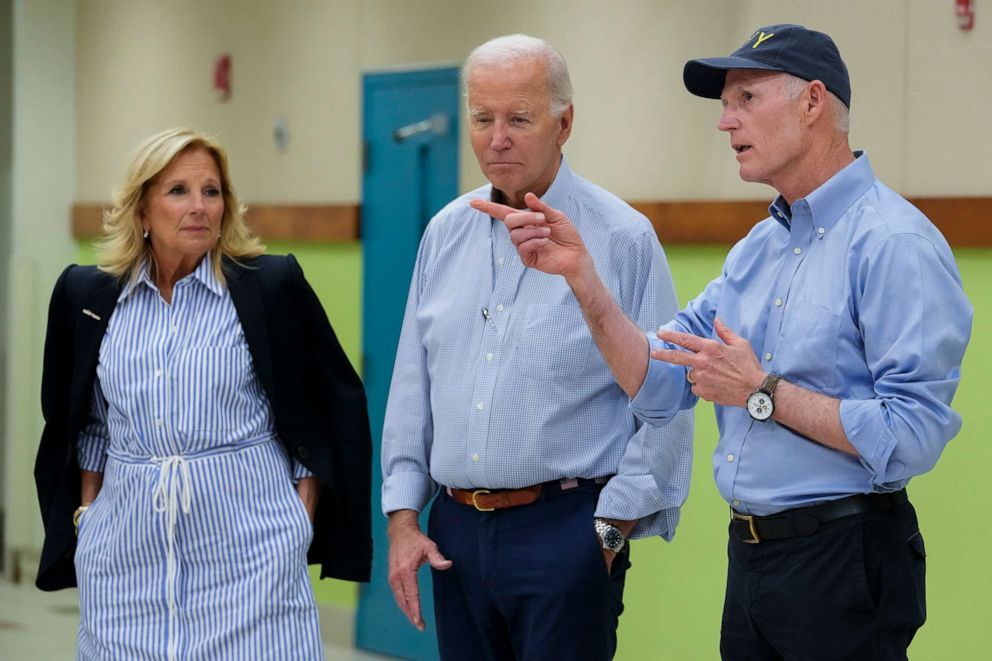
xmin=840 ymin=233 xmax=972 ymax=486
xmin=76 ymin=379 xmax=110 ymax=472
xmin=629 ymin=266 xmax=725 ymax=428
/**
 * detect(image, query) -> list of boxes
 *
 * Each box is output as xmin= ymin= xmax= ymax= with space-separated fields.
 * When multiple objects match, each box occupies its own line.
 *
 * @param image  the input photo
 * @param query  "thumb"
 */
xmin=714 ymin=317 xmax=740 ymax=345
xmin=426 ymin=547 xmax=453 ymax=571
xmin=523 ymin=192 xmax=563 ymax=221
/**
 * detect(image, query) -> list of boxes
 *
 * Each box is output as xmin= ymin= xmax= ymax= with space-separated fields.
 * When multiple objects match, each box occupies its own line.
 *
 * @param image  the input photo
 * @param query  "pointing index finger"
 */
xmin=470 ymin=198 xmax=516 ymax=221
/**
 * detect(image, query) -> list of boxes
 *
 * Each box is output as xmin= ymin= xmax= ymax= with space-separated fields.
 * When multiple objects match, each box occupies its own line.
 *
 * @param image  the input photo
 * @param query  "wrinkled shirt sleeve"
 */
xmin=595 ymin=232 xmax=695 ymax=540
xmin=630 ymin=253 xmax=730 ymax=426
xmin=380 ymin=233 xmax=438 ymax=514
xmin=76 ymin=378 xmax=111 ymax=472
xmin=840 ymin=233 xmax=973 ymax=487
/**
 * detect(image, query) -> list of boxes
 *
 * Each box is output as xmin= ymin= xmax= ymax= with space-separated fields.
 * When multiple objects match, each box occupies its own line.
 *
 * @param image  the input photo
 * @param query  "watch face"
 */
xmin=747 ymin=392 xmax=774 ymax=421
xmin=601 ymin=526 xmax=625 ymax=552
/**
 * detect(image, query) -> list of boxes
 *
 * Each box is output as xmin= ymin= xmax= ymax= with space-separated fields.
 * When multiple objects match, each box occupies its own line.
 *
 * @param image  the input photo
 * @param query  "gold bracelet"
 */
xmin=73 ymin=505 xmax=90 ymax=536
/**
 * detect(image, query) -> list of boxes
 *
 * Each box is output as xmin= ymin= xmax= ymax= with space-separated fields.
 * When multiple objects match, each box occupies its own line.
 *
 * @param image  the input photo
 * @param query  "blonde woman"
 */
xmin=35 ymin=128 xmax=371 ymax=659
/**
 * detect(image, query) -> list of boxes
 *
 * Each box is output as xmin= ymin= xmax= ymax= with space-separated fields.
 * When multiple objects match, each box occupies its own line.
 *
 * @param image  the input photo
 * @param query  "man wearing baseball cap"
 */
xmin=473 ymin=24 xmax=972 ymax=658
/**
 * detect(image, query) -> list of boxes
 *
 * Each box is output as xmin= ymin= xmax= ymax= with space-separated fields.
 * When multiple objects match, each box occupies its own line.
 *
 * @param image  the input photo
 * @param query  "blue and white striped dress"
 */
xmin=73 ymin=257 xmax=323 ymax=660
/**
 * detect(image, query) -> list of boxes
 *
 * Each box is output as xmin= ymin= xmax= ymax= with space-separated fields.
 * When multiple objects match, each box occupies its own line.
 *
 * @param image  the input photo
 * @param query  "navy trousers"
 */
xmin=428 ymin=482 xmax=630 ymax=661
xmin=720 ymin=501 xmax=927 ymax=660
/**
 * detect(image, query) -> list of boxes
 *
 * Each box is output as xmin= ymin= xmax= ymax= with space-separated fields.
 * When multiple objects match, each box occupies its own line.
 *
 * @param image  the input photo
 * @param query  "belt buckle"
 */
xmin=732 ymin=511 xmax=761 ymax=544
xmin=471 ymin=489 xmax=495 ymax=512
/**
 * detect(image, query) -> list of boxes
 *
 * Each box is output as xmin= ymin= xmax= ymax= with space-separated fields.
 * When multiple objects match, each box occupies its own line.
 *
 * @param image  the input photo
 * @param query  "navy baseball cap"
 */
xmin=683 ymin=24 xmax=851 ymax=107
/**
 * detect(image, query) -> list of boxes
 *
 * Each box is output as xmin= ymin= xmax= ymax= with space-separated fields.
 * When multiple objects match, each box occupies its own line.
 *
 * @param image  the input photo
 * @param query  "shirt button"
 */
xmin=471 ymin=453 xmax=480 ymax=462
xmin=155 ymin=418 xmax=164 ymax=427
xmin=476 ymin=402 xmax=485 ymax=410
xmin=497 ymin=257 xmax=505 ymax=265
xmin=486 ymin=353 xmax=494 ymax=361
xmin=154 ymin=368 xmax=163 ymax=378
xmin=732 ymin=499 xmax=741 ymax=507
xmin=496 ymin=304 xmax=505 ymax=312
xmin=764 ymin=353 xmax=772 ymax=361
xmin=170 ymin=324 xmax=178 ymax=334
xmin=793 ymin=247 xmax=802 ymax=255
xmin=727 ymin=454 xmax=735 ymax=462
xmin=817 ymin=227 xmax=825 ymax=235
xmin=298 ymin=446 xmax=309 ymax=459
xmin=774 ymin=298 xmax=782 ymax=307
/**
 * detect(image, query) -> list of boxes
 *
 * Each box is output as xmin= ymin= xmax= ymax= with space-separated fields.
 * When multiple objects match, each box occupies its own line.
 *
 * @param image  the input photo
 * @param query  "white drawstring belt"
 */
xmin=105 ymin=435 xmax=273 ymax=661
xmin=151 ymin=455 xmax=192 ymax=661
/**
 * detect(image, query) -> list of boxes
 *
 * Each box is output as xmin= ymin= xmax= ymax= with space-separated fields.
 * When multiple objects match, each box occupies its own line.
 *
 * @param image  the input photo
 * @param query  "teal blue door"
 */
xmin=356 ymin=67 xmax=459 ymax=660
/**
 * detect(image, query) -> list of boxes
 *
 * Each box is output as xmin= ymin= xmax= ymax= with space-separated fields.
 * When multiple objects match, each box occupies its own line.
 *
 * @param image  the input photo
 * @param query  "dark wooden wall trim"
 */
xmin=73 ymin=197 xmax=989 ymax=246
xmin=72 ymin=203 xmax=361 ymax=242
xmin=631 ymin=197 xmax=992 ymax=247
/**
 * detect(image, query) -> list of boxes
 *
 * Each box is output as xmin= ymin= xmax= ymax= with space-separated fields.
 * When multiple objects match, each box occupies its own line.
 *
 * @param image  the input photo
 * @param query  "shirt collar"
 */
xmin=118 ymin=254 xmax=223 ymax=302
xmin=768 ymin=150 xmax=875 ymax=231
xmin=488 ymin=155 xmax=574 ymax=209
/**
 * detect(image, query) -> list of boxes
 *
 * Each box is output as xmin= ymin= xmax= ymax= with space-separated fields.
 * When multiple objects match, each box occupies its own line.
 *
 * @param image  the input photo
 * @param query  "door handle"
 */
xmin=393 ymin=114 xmax=449 ymax=142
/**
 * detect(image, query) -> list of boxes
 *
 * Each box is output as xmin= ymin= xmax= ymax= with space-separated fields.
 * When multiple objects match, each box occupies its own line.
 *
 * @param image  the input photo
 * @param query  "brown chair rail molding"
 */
xmin=73 ymin=198 xmax=990 ymax=246
xmin=72 ymin=203 xmax=361 ymax=243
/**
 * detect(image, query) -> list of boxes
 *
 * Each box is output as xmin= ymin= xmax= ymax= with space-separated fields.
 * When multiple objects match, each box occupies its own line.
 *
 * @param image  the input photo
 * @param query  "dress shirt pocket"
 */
xmin=175 ymin=345 xmax=254 ymax=433
xmin=515 ymin=304 xmax=595 ymax=380
xmin=778 ymin=300 xmax=841 ymax=390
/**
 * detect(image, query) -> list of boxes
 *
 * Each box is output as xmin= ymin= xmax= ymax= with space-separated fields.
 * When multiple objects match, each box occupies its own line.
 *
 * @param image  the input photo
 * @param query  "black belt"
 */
xmin=731 ymin=489 xmax=908 ymax=544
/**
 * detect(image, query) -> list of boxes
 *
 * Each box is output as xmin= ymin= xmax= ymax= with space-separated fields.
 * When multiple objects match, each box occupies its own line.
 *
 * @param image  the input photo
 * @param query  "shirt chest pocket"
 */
xmin=777 ymin=300 xmax=842 ymax=391
xmin=174 ymin=345 xmax=255 ymax=433
xmin=514 ymin=304 xmax=596 ymax=380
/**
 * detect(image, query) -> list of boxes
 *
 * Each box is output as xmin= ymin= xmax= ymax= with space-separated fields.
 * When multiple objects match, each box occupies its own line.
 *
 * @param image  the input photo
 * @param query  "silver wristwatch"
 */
xmin=594 ymin=518 xmax=626 ymax=553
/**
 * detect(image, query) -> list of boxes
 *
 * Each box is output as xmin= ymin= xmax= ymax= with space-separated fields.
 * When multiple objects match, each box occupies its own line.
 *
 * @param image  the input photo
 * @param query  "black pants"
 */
xmin=721 ymin=501 xmax=927 ymax=660
xmin=428 ymin=482 xmax=630 ymax=661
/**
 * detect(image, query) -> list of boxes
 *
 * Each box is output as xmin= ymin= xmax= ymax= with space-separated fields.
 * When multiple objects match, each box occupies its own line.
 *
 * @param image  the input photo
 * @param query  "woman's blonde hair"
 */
xmin=96 ymin=127 xmax=264 ymax=285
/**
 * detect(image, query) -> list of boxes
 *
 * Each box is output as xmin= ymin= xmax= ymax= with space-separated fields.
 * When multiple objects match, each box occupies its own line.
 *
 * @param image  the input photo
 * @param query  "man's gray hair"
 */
xmin=782 ymin=74 xmax=850 ymax=134
xmin=463 ymin=34 xmax=573 ymax=116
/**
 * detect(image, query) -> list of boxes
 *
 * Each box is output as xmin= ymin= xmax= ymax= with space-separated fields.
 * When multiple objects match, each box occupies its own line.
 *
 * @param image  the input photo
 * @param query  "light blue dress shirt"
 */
xmin=632 ymin=152 xmax=972 ymax=516
xmin=381 ymin=158 xmax=694 ymax=538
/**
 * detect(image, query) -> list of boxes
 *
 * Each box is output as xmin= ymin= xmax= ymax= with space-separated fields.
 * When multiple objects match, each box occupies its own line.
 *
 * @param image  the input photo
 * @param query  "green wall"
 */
xmin=78 ymin=241 xmax=990 ymax=657
xmin=616 ymin=246 xmax=991 ymax=659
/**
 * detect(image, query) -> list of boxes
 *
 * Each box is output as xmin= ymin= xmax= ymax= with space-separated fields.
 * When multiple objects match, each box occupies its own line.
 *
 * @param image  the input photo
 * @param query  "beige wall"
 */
xmin=76 ymin=0 xmax=362 ymax=203
xmin=75 ymin=0 xmax=991 ymax=205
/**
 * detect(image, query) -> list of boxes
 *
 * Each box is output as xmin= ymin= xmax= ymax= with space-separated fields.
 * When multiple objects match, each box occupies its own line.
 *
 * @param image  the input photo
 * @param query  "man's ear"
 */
xmin=803 ymin=80 xmax=829 ymax=125
xmin=557 ymin=105 xmax=574 ymax=148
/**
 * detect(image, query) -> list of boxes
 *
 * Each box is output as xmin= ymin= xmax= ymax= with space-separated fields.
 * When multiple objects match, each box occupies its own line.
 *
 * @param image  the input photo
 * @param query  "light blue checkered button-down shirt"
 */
xmin=381 ymin=158 xmax=693 ymax=539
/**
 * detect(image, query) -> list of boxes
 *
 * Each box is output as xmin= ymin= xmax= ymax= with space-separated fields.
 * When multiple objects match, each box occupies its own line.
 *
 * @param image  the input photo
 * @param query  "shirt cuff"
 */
xmin=291 ymin=459 xmax=314 ymax=481
xmin=595 ymin=473 xmax=682 ymax=541
xmin=381 ymin=471 xmax=438 ymax=515
xmin=629 ymin=332 xmax=691 ymax=426
xmin=840 ymin=398 xmax=898 ymax=482
xmin=76 ymin=433 xmax=109 ymax=472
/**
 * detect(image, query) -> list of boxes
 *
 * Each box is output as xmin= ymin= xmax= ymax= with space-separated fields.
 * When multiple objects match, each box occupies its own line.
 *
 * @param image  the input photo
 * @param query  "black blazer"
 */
xmin=34 ymin=254 xmax=372 ymax=590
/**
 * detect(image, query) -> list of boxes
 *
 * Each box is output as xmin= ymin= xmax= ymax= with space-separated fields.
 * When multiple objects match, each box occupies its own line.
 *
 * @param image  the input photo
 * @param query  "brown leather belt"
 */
xmin=446 ymin=485 xmax=543 ymax=511
xmin=446 ymin=477 xmax=609 ymax=512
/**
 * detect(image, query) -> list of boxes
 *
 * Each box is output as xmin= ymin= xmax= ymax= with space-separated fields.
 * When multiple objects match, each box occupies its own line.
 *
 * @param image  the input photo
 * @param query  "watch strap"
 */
xmin=759 ymin=373 xmax=781 ymax=396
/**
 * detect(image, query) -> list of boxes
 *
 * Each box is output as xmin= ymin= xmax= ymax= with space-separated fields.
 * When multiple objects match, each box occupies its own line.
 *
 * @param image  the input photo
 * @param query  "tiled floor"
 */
xmin=0 ymin=579 xmax=393 ymax=660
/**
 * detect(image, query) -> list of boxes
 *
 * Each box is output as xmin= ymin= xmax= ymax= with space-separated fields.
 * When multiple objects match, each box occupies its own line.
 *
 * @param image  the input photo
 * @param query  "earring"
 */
xmin=143 ymin=229 xmax=149 ymax=239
